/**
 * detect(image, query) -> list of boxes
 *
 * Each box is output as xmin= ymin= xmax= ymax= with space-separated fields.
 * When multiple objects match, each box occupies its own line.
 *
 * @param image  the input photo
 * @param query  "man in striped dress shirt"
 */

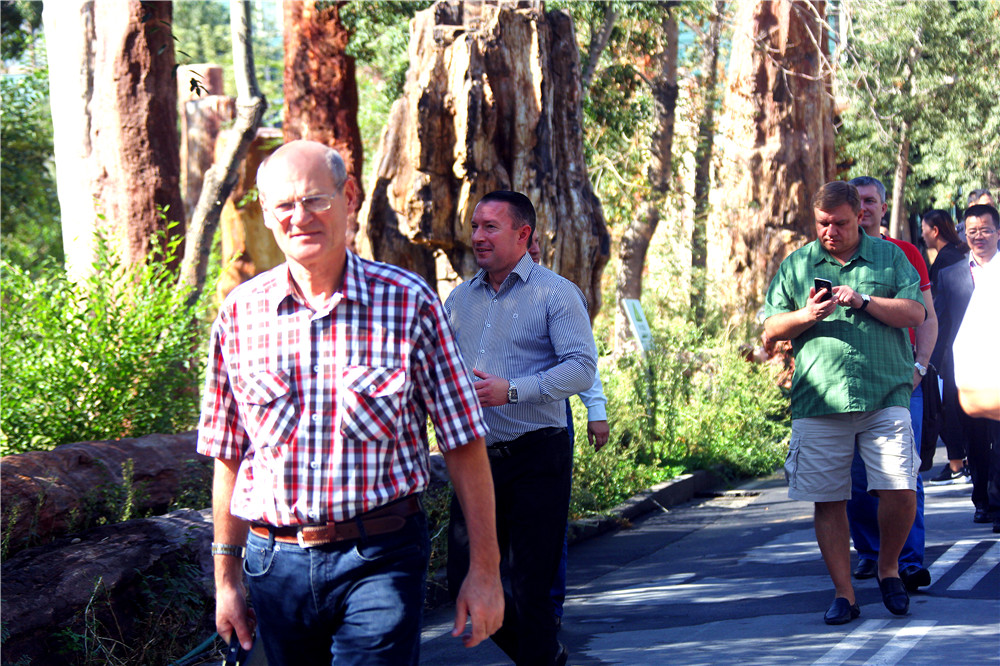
xmin=198 ymin=141 xmax=503 ymax=665
xmin=445 ymin=190 xmax=598 ymax=666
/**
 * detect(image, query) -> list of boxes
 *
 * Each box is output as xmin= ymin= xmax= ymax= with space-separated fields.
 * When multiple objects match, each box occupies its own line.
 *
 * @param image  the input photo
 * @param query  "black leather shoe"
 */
xmin=824 ymin=597 xmax=861 ymax=625
xmin=973 ymin=508 xmax=992 ymax=523
xmin=899 ymin=565 xmax=931 ymax=592
xmin=879 ymin=577 xmax=909 ymax=615
xmin=853 ymin=558 xmax=878 ymax=579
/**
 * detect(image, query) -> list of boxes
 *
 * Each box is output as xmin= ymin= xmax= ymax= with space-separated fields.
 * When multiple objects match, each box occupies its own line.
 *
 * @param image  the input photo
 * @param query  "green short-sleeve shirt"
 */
xmin=763 ymin=232 xmax=925 ymax=419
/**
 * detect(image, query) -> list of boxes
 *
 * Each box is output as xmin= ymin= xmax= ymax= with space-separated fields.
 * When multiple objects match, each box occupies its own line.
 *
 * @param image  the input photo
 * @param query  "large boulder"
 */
xmin=0 ymin=508 xmax=215 ymax=665
xmin=1 ymin=432 xmax=212 ymax=554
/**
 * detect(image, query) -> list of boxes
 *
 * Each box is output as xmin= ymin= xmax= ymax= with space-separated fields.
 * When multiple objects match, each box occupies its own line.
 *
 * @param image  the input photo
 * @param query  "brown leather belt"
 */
xmin=249 ymin=494 xmax=421 ymax=548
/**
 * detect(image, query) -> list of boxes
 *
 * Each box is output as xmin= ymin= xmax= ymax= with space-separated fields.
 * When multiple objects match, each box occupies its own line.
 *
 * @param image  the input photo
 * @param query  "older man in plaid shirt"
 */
xmin=764 ymin=181 xmax=925 ymax=626
xmin=197 ymin=140 xmax=503 ymax=665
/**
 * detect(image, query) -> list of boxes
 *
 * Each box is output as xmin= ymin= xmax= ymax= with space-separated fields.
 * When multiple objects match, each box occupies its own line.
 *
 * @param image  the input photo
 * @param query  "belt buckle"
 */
xmin=297 ymin=525 xmax=330 ymax=548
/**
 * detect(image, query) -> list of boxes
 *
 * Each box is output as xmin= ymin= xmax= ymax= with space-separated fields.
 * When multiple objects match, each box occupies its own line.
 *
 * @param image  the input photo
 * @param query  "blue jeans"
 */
xmin=244 ymin=510 xmax=430 ymax=666
xmin=847 ymin=384 xmax=924 ymax=567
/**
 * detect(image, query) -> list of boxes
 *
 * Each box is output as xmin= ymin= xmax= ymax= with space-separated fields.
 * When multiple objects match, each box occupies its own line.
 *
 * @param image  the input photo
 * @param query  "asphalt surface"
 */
xmin=419 ymin=448 xmax=1000 ymax=665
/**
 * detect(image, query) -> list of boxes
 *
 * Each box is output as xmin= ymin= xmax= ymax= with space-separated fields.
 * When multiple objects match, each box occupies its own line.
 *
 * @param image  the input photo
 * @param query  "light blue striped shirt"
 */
xmin=445 ymin=253 xmax=599 ymax=445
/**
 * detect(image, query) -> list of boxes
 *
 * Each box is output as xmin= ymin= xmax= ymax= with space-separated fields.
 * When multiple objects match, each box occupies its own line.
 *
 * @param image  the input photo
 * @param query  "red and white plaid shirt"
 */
xmin=197 ymin=252 xmax=487 ymax=526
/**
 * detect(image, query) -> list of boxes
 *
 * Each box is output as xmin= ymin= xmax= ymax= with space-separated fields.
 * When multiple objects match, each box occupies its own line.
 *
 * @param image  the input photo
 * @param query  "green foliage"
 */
xmin=0 ymin=224 xmax=206 ymax=454
xmin=570 ymin=318 xmax=789 ymax=518
xmin=1 ymin=50 xmax=62 ymax=273
xmin=0 ymin=0 xmax=42 ymax=62
xmin=838 ymin=0 xmax=1000 ymax=212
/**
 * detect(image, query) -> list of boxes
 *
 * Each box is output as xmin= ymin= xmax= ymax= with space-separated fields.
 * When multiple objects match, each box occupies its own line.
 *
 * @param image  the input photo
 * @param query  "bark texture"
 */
xmin=90 ymin=0 xmax=185 ymax=266
xmin=358 ymin=0 xmax=609 ymax=313
xmin=283 ymin=0 xmax=364 ymax=250
xmin=710 ymin=0 xmax=835 ymax=320
xmin=217 ymin=128 xmax=285 ymax=301
xmin=45 ymin=0 xmax=185 ymax=278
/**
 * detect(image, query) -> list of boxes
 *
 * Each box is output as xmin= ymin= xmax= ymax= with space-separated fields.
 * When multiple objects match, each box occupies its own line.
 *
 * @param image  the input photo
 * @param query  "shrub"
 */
xmin=0 ymin=226 xmax=207 ymax=454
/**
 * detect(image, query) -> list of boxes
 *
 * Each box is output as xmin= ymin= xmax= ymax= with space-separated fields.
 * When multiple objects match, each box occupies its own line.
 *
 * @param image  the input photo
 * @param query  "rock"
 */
xmin=0 ymin=508 xmax=214 ymax=666
xmin=1 ymin=431 xmax=212 ymax=554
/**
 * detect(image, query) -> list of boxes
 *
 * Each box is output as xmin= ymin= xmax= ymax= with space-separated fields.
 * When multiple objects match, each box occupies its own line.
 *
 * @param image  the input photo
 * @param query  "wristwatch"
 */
xmin=914 ymin=362 xmax=927 ymax=376
xmin=857 ymin=293 xmax=871 ymax=311
xmin=507 ymin=380 xmax=518 ymax=404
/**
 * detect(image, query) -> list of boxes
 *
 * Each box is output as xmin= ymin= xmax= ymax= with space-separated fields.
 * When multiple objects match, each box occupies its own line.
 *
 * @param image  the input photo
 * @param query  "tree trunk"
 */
xmin=45 ymin=0 xmax=185 ymax=279
xmin=615 ymin=5 xmax=678 ymax=351
xmin=177 ymin=1 xmax=266 ymax=301
xmin=357 ymin=0 xmax=609 ymax=315
xmin=710 ymin=0 xmax=835 ymax=322
xmin=282 ymin=0 xmax=364 ymax=251
xmin=889 ymin=120 xmax=911 ymax=241
xmin=690 ymin=1 xmax=725 ymax=323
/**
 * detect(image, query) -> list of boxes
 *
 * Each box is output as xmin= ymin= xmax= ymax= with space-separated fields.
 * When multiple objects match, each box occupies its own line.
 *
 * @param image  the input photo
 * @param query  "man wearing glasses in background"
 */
xmin=931 ymin=204 xmax=1000 ymax=529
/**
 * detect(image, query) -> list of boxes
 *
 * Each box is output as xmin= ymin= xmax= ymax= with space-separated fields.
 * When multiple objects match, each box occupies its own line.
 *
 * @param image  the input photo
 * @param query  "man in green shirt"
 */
xmin=764 ymin=181 xmax=925 ymax=626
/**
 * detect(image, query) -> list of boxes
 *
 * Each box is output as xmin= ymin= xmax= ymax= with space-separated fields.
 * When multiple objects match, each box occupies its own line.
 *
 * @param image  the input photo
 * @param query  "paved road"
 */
xmin=420 ymin=458 xmax=1000 ymax=665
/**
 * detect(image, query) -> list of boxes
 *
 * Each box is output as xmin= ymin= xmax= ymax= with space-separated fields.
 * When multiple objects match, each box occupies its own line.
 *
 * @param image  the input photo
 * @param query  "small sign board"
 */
xmin=622 ymin=298 xmax=653 ymax=353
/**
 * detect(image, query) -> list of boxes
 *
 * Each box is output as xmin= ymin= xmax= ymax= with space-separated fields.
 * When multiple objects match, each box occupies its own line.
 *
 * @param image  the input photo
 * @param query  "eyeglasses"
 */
xmin=965 ymin=228 xmax=997 ymax=239
xmin=270 ymin=194 xmax=337 ymax=220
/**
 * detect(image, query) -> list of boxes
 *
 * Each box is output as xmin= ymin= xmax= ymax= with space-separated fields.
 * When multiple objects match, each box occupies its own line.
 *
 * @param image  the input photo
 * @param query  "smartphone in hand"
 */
xmin=814 ymin=278 xmax=833 ymax=303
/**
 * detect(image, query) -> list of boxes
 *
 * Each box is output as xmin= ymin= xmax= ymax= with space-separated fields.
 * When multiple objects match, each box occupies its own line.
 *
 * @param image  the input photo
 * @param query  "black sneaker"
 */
xmin=929 ymin=464 xmax=971 ymax=485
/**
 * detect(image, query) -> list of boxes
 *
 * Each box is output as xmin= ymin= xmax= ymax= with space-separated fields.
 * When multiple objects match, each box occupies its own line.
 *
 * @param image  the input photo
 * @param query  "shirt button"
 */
xmin=308 ymin=510 xmax=318 ymax=518
xmin=310 ymin=460 xmax=319 ymax=469
xmin=480 ymin=349 xmax=485 ymax=354
xmin=487 ymin=323 xmax=491 ymax=328
xmin=313 ymin=365 xmax=320 ymax=373
xmin=311 ymin=414 xmax=319 ymax=422
xmin=493 ymin=298 xmax=498 ymax=303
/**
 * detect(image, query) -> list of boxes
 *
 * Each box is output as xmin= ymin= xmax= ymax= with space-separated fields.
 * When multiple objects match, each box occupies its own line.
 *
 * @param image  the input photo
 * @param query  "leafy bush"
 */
xmin=569 ymin=316 xmax=789 ymax=519
xmin=0 ymin=228 xmax=206 ymax=454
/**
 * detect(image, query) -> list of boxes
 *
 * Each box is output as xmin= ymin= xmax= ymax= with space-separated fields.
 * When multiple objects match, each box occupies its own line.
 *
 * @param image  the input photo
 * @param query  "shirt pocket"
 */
xmin=341 ymin=365 xmax=405 ymax=441
xmin=855 ymin=277 xmax=897 ymax=300
xmin=233 ymin=369 xmax=297 ymax=447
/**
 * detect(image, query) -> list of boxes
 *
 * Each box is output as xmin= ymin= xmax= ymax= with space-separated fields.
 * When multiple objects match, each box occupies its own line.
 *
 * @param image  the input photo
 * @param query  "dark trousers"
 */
xmin=960 ymin=413 xmax=1000 ymax=511
xmin=448 ymin=427 xmax=572 ymax=666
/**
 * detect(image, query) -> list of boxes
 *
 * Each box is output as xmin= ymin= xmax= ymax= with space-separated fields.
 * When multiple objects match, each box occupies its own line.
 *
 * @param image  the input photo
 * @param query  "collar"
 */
xmin=273 ymin=251 xmax=370 ymax=313
xmin=969 ymin=252 xmax=999 ymax=269
xmin=473 ymin=251 xmax=535 ymax=290
xmin=808 ymin=227 xmax=874 ymax=267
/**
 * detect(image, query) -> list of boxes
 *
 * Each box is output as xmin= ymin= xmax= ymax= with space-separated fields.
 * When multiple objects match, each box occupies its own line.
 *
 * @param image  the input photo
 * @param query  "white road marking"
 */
xmin=861 ymin=620 xmax=936 ymax=665
xmin=949 ymin=539 xmax=1000 ymax=591
xmin=811 ymin=620 xmax=889 ymax=666
xmin=927 ymin=538 xmax=978 ymax=586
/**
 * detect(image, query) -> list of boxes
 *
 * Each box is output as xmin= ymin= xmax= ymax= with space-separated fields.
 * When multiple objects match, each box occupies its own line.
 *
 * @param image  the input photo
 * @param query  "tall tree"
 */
xmin=837 ymin=0 xmax=1000 ymax=229
xmin=711 ymin=0 xmax=835 ymax=320
xmin=283 ymin=0 xmax=364 ymax=248
xmin=358 ymin=1 xmax=609 ymax=314
xmin=177 ymin=0 xmax=266 ymax=302
xmin=615 ymin=2 xmax=679 ymax=350
xmin=688 ymin=0 xmax=726 ymax=322
xmin=44 ymin=0 xmax=185 ymax=279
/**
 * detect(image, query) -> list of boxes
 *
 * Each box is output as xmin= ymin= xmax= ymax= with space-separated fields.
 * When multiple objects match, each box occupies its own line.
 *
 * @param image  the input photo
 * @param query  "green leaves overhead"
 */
xmin=837 ymin=0 xmax=1000 ymax=211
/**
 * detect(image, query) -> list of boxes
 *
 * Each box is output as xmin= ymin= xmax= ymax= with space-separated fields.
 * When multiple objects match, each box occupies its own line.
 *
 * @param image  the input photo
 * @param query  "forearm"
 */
xmin=442 ymin=440 xmax=500 ymax=574
xmin=913 ymin=290 xmax=937 ymax=365
xmin=866 ymin=296 xmax=925 ymax=329
xmin=764 ymin=309 xmax=815 ymax=342
xmin=578 ymin=373 xmax=608 ymax=421
xmin=212 ymin=458 xmax=249 ymax=590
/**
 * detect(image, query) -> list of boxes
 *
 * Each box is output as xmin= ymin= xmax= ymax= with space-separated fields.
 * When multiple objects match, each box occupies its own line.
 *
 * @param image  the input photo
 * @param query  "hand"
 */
xmin=912 ymin=369 xmax=922 ymax=390
xmin=831 ymin=284 xmax=862 ymax=309
xmin=806 ymin=286 xmax=838 ymax=321
xmin=761 ymin=330 xmax=777 ymax=357
xmin=587 ymin=420 xmax=610 ymax=451
xmin=451 ymin=564 xmax=504 ymax=648
xmin=473 ymin=369 xmax=511 ymax=407
xmin=215 ymin=582 xmax=256 ymax=652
